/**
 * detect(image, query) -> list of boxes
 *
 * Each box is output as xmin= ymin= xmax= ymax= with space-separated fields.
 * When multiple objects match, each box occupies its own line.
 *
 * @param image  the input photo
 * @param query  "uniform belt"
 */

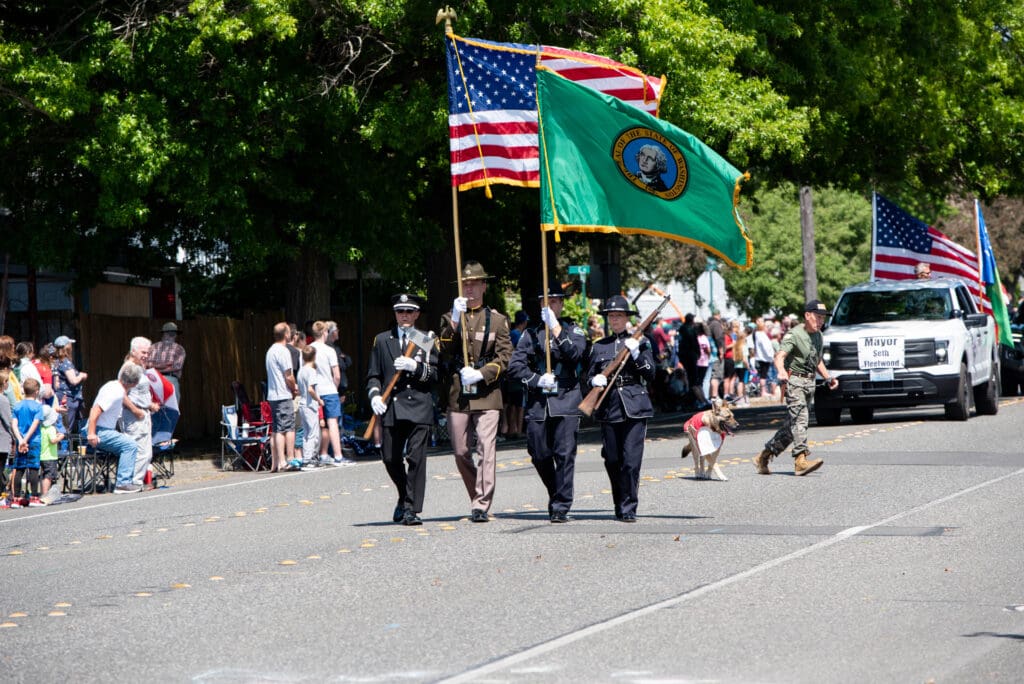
xmin=614 ymin=375 xmax=641 ymax=387
xmin=789 ymin=370 xmax=815 ymax=379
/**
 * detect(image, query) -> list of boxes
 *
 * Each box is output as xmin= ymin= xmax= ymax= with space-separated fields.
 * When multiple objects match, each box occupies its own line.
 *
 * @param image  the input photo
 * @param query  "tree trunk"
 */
xmin=286 ymin=246 xmax=331 ymax=324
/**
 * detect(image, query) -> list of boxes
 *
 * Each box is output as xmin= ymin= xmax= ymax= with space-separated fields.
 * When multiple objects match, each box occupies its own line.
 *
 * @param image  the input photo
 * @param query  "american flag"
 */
xmin=446 ymin=34 xmax=664 ymax=191
xmin=871 ymin=193 xmax=991 ymax=315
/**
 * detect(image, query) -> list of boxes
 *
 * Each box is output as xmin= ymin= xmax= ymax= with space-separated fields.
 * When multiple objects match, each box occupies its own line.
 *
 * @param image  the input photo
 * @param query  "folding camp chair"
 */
xmin=64 ymin=427 xmax=115 ymax=494
xmin=151 ymin=406 xmax=179 ymax=486
xmin=231 ymin=381 xmax=266 ymax=426
xmin=221 ymin=404 xmax=270 ymax=471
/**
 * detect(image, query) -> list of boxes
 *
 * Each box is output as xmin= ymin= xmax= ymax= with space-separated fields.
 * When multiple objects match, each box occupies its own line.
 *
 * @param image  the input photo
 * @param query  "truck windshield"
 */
xmin=832 ymin=289 xmax=952 ymax=325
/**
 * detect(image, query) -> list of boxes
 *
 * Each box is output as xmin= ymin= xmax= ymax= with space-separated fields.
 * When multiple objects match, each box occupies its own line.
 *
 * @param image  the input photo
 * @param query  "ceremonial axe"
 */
xmin=363 ymin=328 xmax=435 ymax=440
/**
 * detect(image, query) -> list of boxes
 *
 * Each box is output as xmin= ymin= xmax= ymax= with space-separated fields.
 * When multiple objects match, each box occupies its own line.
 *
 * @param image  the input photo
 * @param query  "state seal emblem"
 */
xmin=612 ymin=127 xmax=687 ymax=200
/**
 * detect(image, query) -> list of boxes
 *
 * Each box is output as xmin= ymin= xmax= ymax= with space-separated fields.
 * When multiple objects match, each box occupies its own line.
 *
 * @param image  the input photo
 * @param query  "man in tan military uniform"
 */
xmin=438 ymin=261 xmax=513 ymax=522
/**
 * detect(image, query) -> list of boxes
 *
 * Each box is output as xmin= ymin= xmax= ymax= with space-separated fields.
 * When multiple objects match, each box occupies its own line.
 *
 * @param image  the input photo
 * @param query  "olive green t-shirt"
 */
xmin=779 ymin=325 xmax=823 ymax=376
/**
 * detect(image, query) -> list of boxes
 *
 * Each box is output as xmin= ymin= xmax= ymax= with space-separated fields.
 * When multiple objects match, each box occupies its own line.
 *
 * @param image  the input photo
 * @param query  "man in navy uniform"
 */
xmin=508 ymin=283 xmax=588 ymax=523
xmin=366 ymin=293 xmax=438 ymax=526
xmin=438 ymin=261 xmax=513 ymax=523
xmin=586 ymin=295 xmax=656 ymax=522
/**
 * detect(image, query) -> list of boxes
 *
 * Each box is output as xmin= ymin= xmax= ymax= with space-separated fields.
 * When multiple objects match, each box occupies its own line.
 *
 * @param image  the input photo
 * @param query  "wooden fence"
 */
xmin=77 ymin=307 xmax=394 ymax=440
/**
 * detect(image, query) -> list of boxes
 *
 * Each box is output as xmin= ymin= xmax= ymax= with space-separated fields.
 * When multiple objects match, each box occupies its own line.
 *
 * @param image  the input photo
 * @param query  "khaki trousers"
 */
xmin=448 ymin=409 xmax=500 ymax=512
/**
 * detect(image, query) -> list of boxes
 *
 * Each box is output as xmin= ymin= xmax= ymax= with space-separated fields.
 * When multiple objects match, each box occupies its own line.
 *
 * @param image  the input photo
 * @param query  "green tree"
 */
xmin=723 ymin=184 xmax=872 ymax=317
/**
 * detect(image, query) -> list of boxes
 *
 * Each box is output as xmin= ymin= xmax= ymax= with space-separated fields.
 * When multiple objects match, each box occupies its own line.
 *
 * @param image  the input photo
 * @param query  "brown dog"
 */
xmin=680 ymin=398 xmax=739 ymax=481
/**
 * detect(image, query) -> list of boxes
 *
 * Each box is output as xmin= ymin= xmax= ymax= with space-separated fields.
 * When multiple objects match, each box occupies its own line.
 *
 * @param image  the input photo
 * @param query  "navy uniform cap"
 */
xmin=598 ymin=295 xmax=639 ymax=316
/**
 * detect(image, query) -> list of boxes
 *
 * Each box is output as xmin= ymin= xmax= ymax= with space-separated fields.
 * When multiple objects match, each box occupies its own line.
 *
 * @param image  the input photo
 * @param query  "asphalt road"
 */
xmin=3 ymin=398 xmax=1023 ymax=683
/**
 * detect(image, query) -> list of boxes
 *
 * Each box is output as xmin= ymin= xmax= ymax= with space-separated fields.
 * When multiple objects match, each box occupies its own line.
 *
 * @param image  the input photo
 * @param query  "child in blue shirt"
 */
xmin=11 ymin=378 xmax=46 ymax=507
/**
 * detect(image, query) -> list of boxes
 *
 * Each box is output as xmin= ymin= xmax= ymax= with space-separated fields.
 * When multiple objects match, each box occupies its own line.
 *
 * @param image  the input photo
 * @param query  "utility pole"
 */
xmin=800 ymin=186 xmax=818 ymax=303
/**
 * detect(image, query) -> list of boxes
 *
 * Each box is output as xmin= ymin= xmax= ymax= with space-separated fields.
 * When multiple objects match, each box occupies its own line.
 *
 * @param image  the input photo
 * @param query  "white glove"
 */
xmin=624 ymin=337 xmax=640 ymax=360
xmin=451 ymin=297 xmax=468 ymax=325
xmin=460 ymin=366 xmax=484 ymax=386
xmin=371 ymin=396 xmax=387 ymax=416
xmin=538 ymin=373 xmax=557 ymax=390
xmin=394 ymin=356 xmax=417 ymax=372
xmin=540 ymin=307 xmax=558 ymax=329
xmin=591 ymin=374 xmax=608 ymax=388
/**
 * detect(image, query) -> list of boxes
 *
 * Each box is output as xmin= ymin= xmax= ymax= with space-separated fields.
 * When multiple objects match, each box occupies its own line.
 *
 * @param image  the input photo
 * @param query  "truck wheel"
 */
xmin=850 ymin=407 xmax=874 ymax=423
xmin=974 ymin=363 xmax=1000 ymax=415
xmin=815 ymin=406 xmax=841 ymax=426
xmin=944 ymin=363 xmax=970 ymax=421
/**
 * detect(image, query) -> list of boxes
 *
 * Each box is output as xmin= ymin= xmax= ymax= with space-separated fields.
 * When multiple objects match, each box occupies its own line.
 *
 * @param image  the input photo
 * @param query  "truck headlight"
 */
xmin=822 ymin=345 xmax=831 ymax=366
xmin=935 ymin=340 xmax=949 ymax=364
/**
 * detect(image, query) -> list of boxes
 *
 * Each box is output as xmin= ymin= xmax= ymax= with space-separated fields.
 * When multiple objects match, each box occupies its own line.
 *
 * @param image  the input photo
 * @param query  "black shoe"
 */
xmin=550 ymin=512 xmax=570 ymax=523
xmin=620 ymin=514 xmax=637 ymax=523
xmin=392 ymin=505 xmax=405 ymax=523
xmin=470 ymin=509 xmax=489 ymax=523
xmin=402 ymin=511 xmax=423 ymax=526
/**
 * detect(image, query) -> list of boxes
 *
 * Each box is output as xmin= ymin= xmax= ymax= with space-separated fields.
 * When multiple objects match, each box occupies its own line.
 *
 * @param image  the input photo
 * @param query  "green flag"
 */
xmin=537 ymin=68 xmax=753 ymax=269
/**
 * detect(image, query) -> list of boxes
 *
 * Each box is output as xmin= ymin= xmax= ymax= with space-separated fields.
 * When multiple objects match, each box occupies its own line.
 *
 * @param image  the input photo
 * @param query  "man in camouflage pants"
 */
xmin=754 ymin=300 xmax=839 ymax=476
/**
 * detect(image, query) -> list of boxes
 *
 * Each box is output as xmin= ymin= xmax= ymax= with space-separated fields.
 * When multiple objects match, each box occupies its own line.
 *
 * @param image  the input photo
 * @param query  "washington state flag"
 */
xmin=537 ymin=67 xmax=753 ymax=268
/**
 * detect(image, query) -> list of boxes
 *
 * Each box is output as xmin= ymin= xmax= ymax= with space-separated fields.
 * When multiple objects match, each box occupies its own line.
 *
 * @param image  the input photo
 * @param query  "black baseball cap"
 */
xmin=804 ymin=299 xmax=831 ymax=316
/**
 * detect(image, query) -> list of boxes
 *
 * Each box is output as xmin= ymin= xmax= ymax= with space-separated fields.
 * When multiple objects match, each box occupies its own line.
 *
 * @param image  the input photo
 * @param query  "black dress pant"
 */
xmin=381 ymin=421 xmax=430 ymax=514
xmin=525 ymin=415 xmax=580 ymax=515
xmin=599 ymin=418 xmax=648 ymax=517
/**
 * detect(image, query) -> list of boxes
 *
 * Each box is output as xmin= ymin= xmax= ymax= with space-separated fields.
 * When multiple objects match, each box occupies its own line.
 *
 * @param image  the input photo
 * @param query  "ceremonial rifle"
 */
xmin=578 ymin=294 xmax=671 ymax=417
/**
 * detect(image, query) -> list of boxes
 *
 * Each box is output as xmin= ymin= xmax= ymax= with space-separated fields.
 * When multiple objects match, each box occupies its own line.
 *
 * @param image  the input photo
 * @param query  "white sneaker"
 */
xmin=114 ymin=484 xmax=142 ymax=494
xmin=334 ymin=457 xmax=357 ymax=467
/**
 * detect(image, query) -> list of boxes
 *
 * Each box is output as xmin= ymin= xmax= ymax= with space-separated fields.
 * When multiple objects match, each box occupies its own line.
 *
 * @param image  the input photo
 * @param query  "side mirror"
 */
xmin=964 ymin=312 xmax=989 ymax=328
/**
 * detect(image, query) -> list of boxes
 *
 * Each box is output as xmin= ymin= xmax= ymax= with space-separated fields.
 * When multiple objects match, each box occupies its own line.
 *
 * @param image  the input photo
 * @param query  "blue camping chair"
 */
xmin=221 ymin=404 xmax=271 ymax=471
xmin=151 ymin=406 xmax=179 ymax=486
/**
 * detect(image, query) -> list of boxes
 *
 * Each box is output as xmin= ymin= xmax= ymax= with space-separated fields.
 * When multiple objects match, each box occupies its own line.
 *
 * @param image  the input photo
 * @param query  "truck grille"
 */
xmin=827 ymin=339 xmax=936 ymax=370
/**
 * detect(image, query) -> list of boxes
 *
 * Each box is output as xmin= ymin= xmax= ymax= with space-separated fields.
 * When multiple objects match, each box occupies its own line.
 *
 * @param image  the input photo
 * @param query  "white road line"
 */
xmin=437 ymin=466 xmax=1024 ymax=684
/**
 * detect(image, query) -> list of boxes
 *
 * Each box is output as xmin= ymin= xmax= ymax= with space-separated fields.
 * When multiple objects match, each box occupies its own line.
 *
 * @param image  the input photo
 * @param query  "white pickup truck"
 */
xmin=814 ymin=278 xmax=1000 ymax=425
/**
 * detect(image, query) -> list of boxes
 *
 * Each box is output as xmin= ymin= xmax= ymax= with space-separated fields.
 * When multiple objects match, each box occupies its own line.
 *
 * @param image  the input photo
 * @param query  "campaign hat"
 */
xmin=598 ymin=295 xmax=639 ymax=316
xmin=454 ymin=261 xmax=492 ymax=282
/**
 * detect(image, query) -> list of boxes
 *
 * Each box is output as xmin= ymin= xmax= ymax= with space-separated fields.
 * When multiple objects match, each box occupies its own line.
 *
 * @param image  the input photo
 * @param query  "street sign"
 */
xmin=568 ymin=264 xmax=591 ymax=275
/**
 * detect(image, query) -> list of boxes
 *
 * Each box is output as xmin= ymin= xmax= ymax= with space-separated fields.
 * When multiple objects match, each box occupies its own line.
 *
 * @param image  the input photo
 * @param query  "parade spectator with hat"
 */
xmin=148 ymin=322 xmax=185 ymax=401
xmin=367 ymin=293 xmax=438 ymax=526
xmin=438 ymin=261 xmax=513 ymax=523
xmin=508 ymin=282 xmax=587 ymax=523
xmin=586 ymin=295 xmax=656 ymax=522
xmin=753 ymin=299 xmax=839 ymax=476
xmin=53 ymin=335 xmax=87 ymax=436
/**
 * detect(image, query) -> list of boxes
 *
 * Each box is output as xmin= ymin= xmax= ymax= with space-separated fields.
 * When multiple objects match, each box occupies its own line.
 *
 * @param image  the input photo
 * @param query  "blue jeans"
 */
xmin=97 ymin=427 xmax=138 ymax=487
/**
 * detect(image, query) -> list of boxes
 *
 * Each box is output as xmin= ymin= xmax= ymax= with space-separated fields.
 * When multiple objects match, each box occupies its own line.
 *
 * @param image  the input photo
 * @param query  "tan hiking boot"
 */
xmin=753 ymin=449 xmax=773 ymax=475
xmin=794 ymin=452 xmax=823 ymax=476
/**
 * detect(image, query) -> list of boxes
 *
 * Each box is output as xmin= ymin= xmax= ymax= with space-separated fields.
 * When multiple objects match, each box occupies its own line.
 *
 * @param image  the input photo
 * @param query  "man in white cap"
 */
xmin=148 ymin=322 xmax=185 ymax=400
xmin=367 ymin=293 xmax=438 ymax=525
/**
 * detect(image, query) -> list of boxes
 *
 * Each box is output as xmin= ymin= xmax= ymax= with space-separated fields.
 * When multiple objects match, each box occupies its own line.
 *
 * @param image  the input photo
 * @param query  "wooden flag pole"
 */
xmin=437 ymin=7 xmax=472 ymax=373
xmin=451 ymin=187 xmax=471 ymax=372
xmin=541 ymin=228 xmax=552 ymax=374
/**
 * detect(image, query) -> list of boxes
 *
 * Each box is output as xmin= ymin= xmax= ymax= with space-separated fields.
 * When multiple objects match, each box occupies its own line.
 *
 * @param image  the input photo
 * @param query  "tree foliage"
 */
xmin=724 ymin=184 xmax=872 ymax=317
xmin=2 ymin=0 xmax=1023 ymax=323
